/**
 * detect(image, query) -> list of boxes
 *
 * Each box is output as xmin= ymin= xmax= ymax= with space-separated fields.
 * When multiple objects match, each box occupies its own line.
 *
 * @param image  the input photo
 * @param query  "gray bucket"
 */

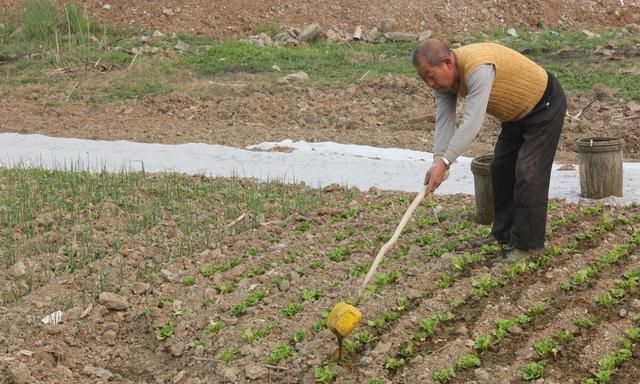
xmin=470 ymin=154 xmax=494 ymax=225
xmin=576 ymin=137 xmax=624 ymax=199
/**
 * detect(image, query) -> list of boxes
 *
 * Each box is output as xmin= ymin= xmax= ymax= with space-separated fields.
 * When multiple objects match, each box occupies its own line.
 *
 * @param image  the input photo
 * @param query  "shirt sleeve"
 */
xmin=432 ymin=91 xmax=457 ymax=157
xmin=436 ymin=64 xmax=495 ymax=164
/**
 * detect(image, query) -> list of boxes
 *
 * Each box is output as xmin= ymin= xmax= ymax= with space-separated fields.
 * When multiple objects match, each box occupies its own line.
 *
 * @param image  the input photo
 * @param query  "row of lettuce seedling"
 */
xmin=422 ymin=227 xmax=640 ymax=383
xmin=307 ymin=201 xmax=601 ymax=382
xmin=372 ymin=209 xmax=635 ymax=382
xmin=150 ymin=199 xmax=630 ymax=383
xmin=521 ymin=265 xmax=640 ymax=381
xmin=149 ymin=197 xmax=467 ymax=374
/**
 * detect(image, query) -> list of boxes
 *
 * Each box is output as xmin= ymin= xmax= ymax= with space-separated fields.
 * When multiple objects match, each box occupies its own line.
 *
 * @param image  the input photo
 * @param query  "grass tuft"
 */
xmin=20 ymin=0 xmax=59 ymax=45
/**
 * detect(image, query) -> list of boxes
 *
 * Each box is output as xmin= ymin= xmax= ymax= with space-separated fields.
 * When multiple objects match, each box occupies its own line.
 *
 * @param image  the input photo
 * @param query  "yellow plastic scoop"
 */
xmin=327 ymin=302 xmax=362 ymax=360
xmin=327 ymin=302 xmax=362 ymax=337
xmin=327 ymin=186 xmax=429 ymax=359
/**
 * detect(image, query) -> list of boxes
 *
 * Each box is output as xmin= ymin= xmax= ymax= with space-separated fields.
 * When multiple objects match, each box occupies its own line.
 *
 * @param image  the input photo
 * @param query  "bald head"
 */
xmin=412 ymin=39 xmax=451 ymax=67
xmin=413 ymin=39 xmax=458 ymax=91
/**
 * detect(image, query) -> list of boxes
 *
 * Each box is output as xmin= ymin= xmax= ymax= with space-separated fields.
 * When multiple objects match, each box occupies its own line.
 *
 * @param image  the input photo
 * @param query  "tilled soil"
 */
xmin=3 ymin=0 xmax=639 ymax=40
xmin=2 ymin=76 xmax=640 ymax=166
xmin=2 ymin=1 xmax=640 ymax=384
xmin=1 ymin=178 xmax=639 ymax=383
xmin=1 ymin=1 xmax=640 ymax=164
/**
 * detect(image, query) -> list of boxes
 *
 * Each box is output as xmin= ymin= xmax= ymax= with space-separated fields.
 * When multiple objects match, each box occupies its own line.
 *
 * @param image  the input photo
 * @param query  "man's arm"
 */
xmin=425 ymin=64 xmax=495 ymax=191
xmin=432 ymin=91 xmax=457 ymax=157
xmin=441 ymin=64 xmax=495 ymax=164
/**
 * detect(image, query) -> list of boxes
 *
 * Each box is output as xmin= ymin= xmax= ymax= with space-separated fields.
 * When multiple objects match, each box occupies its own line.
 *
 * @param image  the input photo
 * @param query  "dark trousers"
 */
xmin=490 ymin=72 xmax=567 ymax=250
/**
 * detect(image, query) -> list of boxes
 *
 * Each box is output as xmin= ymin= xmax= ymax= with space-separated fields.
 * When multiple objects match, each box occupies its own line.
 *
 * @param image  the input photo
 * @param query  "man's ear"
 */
xmin=442 ymin=55 xmax=454 ymax=69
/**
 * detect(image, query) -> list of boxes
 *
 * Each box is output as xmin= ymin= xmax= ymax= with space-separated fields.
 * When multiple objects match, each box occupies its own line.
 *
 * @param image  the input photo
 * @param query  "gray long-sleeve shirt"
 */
xmin=433 ymin=64 xmax=495 ymax=165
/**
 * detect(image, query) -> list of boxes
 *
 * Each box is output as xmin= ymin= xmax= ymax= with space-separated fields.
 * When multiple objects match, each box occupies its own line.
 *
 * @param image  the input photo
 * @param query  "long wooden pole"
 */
xmin=357 ymin=185 xmax=428 ymax=300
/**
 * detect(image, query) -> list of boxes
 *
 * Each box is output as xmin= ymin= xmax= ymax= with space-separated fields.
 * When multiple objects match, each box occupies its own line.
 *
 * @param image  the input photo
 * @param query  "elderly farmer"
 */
xmin=413 ymin=39 xmax=567 ymax=263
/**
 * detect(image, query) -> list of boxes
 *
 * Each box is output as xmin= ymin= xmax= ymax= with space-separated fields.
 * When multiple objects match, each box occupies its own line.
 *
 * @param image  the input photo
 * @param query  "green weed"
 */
xmin=534 ymin=337 xmax=560 ymax=358
xmin=217 ymin=345 xmax=240 ymax=362
xmin=182 ymin=275 xmax=195 ymax=286
xmin=367 ymin=311 xmax=399 ymax=329
xmin=205 ymin=320 xmax=225 ymax=334
xmin=230 ymin=289 xmax=268 ymax=317
xmin=471 ymin=274 xmax=505 ymax=297
xmin=396 ymin=296 xmax=410 ymax=311
xmin=595 ymin=292 xmax=618 ymax=308
xmin=354 ymin=331 xmax=374 ymax=344
xmin=327 ymin=247 xmax=350 ymax=262
xmin=624 ymin=328 xmax=640 ymax=341
xmin=215 ymin=281 xmax=237 ymax=294
xmin=503 ymin=261 xmax=529 ymax=277
xmin=246 ymin=265 xmax=267 ymax=277
xmin=394 ymin=244 xmax=411 ymax=258
xmin=555 ymin=329 xmax=574 ymax=343
xmin=385 ymin=357 xmax=405 ymax=372
xmin=310 ymin=260 xmax=325 ymax=269
xmin=63 ymin=3 xmax=92 ymax=45
xmin=139 ymin=307 xmax=150 ymax=318
xmin=314 ymin=365 xmax=337 ymax=383
xmin=573 ymin=317 xmax=598 ymax=329
xmin=294 ymin=221 xmax=311 ymax=234
xmin=437 ymin=272 xmax=455 ymax=289
xmin=456 ymin=354 xmax=481 ymax=370
xmin=188 ymin=40 xmax=415 ymax=85
xmin=416 ymin=233 xmax=438 ymax=247
xmin=474 ymin=334 xmax=493 ymax=352
xmin=253 ymin=20 xmax=281 ymax=36
xmin=398 ymin=342 xmax=414 ymax=358
xmin=334 ymin=229 xmax=355 ymax=242
xmin=267 ymin=341 xmax=295 ymax=364
xmin=154 ymin=322 xmax=174 ymax=340
xmin=522 ymin=361 xmax=545 ymax=381
xmin=157 ymin=296 xmax=175 ymax=308
xmin=374 ymin=270 xmax=402 ymax=286
xmin=348 ymin=261 xmax=372 ymax=278
xmin=311 ymin=318 xmax=326 ymax=333
xmin=515 ymin=315 xmax=531 ymax=327
xmin=449 ymin=297 xmax=466 ymax=308
xmin=432 ymin=367 xmax=456 ymax=383
xmin=290 ymin=330 xmax=305 ymax=344
xmin=242 ymin=321 xmax=276 ymax=344
xmin=528 ymin=301 xmax=547 ymax=315
xmin=493 ymin=318 xmax=516 ymax=340
xmin=20 ymin=0 xmax=59 ymax=44
xmin=282 ymin=303 xmax=302 ymax=318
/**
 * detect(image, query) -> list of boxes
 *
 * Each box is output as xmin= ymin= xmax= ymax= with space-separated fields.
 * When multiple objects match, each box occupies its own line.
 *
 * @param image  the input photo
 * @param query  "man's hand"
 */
xmin=424 ymin=157 xmax=450 ymax=192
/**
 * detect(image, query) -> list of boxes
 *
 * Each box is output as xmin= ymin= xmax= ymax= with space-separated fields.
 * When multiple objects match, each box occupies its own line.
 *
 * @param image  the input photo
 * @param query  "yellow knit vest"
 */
xmin=453 ymin=43 xmax=547 ymax=122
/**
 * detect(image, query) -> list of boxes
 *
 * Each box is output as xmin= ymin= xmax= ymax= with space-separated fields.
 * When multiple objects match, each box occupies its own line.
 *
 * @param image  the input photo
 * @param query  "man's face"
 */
xmin=415 ymin=56 xmax=456 ymax=92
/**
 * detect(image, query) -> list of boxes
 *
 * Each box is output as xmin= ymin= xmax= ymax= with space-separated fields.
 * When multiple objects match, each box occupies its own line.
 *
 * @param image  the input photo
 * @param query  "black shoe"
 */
xmin=493 ymin=245 xmax=530 ymax=264
xmin=471 ymin=234 xmax=508 ymax=249
xmin=485 ymin=245 xmax=541 ymax=267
